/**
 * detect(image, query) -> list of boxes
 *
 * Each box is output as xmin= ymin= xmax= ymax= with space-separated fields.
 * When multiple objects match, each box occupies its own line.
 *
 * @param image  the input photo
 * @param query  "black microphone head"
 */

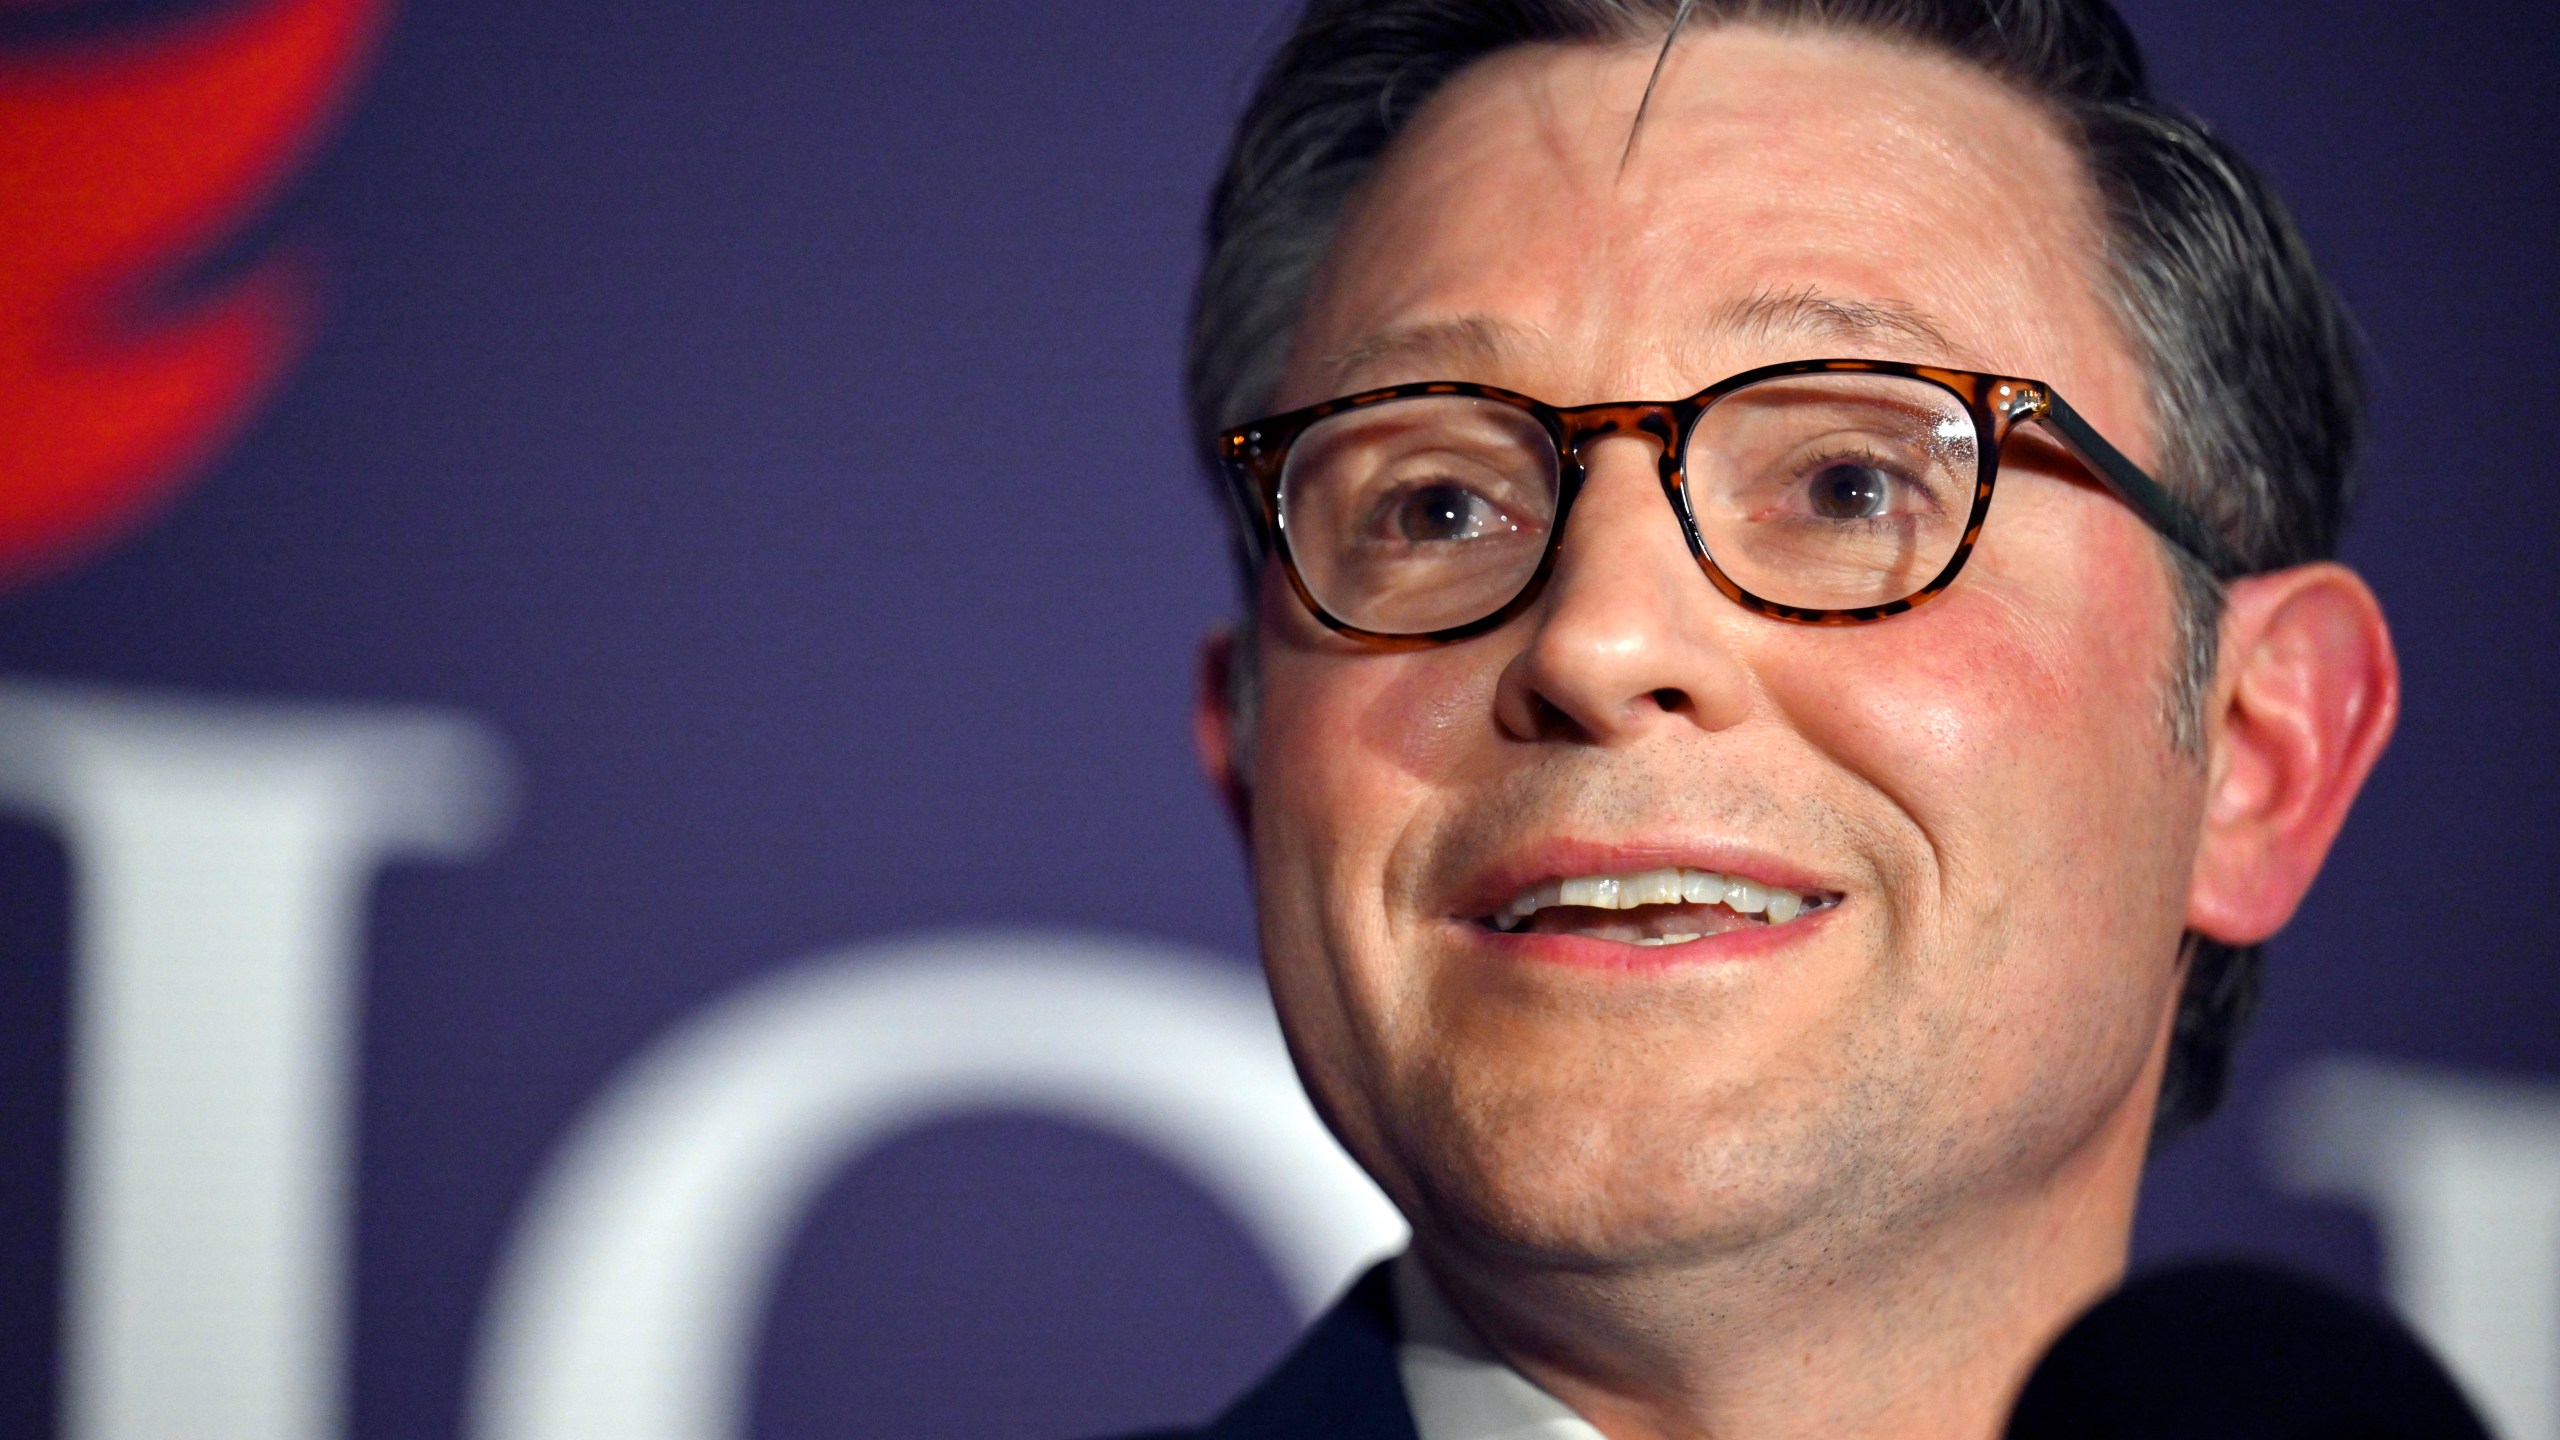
xmin=2005 ymin=1259 xmax=2494 ymax=1440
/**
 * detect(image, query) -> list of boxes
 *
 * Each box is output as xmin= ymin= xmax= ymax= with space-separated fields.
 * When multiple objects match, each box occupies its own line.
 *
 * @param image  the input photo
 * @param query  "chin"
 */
xmin=1382 ymin=1059 xmax=1869 ymax=1268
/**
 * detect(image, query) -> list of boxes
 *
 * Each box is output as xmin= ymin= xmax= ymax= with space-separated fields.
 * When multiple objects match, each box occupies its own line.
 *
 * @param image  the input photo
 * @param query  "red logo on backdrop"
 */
xmin=0 ymin=0 xmax=389 ymax=588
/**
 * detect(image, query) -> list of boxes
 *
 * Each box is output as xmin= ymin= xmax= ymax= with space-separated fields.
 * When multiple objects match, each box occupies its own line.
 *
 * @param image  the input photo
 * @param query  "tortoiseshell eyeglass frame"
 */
xmin=1217 ymin=357 xmax=2240 ymax=649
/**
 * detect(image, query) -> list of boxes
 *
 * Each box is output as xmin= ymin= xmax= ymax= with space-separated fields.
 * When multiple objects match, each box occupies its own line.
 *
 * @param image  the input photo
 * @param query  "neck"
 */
xmin=1415 ymin=1075 xmax=2158 ymax=1440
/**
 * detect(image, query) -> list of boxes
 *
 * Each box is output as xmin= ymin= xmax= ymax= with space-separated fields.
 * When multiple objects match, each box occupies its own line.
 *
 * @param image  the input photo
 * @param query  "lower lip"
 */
xmin=1461 ymin=908 xmax=1832 ymax=972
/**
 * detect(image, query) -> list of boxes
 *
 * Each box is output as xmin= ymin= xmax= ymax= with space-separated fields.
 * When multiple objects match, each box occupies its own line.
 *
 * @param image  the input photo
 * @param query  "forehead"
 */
xmin=1284 ymin=24 xmax=2145 ymax=432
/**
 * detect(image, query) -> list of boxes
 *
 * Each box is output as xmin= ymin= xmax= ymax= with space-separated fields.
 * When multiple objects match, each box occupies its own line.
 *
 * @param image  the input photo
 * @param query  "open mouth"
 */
xmin=1479 ymin=866 xmax=1841 ymax=946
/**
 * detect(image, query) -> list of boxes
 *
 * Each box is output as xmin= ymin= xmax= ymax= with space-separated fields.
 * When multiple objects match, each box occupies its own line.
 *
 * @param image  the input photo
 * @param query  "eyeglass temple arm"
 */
xmin=2037 ymin=390 xmax=2243 ymax=579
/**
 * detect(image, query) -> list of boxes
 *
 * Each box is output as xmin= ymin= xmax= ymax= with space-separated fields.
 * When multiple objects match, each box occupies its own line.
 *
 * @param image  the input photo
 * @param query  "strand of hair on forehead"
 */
xmin=1620 ymin=0 xmax=1701 ymax=175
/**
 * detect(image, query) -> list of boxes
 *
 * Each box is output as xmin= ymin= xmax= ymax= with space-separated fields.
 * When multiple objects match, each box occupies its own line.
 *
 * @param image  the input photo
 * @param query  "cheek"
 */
xmin=1787 ymin=507 xmax=2180 ymax=854
xmin=1251 ymin=610 xmax=1508 ymax=868
xmin=1244 ymin=612 xmax=1512 ymax=1147
xmin=1781 ymin=604 xmax=2145 ymax=883
xmin=1764 ymin=514 xmax=2198 ymax=1076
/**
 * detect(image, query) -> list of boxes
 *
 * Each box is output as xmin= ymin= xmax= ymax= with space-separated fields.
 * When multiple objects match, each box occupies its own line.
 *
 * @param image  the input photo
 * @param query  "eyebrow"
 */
xmin=1318 ymin=314 xmax=1535 ymax=391
xmin=1712 ymin=284 xmax=1984 ymax=367
xmin=1317 ymin=286 xmax=1983 ymax=396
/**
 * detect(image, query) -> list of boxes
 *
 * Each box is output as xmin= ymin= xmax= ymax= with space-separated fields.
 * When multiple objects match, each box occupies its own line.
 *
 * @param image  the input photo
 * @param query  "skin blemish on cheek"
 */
xmin=1350 ymin=646 xmax=1508 ymax=784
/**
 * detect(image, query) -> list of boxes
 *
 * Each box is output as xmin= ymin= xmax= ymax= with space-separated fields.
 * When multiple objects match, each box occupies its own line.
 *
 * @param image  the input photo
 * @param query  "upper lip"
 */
xmin=1449 ymin=836 xmax=1842 ymax=921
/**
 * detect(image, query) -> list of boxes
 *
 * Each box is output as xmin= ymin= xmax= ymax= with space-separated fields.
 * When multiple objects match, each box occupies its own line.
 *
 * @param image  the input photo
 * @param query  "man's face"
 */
xmin=1232 ymin=28 xmax=2209 ymax=1270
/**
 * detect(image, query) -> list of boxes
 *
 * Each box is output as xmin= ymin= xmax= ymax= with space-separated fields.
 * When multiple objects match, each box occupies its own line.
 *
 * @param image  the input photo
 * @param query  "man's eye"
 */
xmin=1393 ymin=481 xmax=1510 ymax=543
xmin=1806 ymin=461 xmax=1899 ymax=520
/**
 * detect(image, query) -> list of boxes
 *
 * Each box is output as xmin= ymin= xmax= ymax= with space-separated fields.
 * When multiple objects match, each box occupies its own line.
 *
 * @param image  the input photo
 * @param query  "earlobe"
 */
xmin=1195 ymin=625 xmax=1254 ymax=835
xmin=2188 ymin=563 xmax=2399 ymax=944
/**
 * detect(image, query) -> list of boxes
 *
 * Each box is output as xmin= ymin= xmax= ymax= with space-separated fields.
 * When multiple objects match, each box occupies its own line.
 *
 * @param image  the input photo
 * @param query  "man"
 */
xmin=1172 ymin=3 xmax=2400 ymax=1437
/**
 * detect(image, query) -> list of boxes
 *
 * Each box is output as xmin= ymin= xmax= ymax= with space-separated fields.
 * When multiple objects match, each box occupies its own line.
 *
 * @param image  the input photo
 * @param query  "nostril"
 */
xmin=1649 ymin=686 xmax=1692 ymax=714
xmin=1531 ymin=693 xmax=1578 ymax=739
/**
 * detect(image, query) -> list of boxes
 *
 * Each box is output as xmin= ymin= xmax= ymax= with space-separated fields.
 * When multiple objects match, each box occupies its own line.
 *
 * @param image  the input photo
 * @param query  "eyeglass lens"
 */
xmin=1274 ymin=373 xmax=1982 ymax=634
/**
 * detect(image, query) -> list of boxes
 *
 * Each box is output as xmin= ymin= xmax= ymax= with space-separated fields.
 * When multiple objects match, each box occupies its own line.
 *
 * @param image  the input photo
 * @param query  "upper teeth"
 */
xmin=1496 ymin=866 xmax=1817 ymax=930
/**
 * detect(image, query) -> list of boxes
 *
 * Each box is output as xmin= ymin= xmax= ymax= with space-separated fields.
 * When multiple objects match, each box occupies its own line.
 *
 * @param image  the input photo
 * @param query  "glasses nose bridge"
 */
xmin=1553 ymin=400 xmax=1684 ymax=484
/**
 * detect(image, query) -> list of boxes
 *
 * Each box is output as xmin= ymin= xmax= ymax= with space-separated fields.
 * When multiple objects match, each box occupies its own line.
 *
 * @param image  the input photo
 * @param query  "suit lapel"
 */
xmin=1204 ymin=1262 xmax=1418 ymax=1440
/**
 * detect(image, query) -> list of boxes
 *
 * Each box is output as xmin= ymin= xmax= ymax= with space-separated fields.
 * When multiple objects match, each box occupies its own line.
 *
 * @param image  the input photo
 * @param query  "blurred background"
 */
xmin=0 ymin=2 xmax=2554 ymax=1438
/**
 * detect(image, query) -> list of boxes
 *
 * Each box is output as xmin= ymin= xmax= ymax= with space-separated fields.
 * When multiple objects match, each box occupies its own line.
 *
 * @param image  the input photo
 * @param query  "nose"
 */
xmin=1493 ymin=433 xmax=1756 ymax=744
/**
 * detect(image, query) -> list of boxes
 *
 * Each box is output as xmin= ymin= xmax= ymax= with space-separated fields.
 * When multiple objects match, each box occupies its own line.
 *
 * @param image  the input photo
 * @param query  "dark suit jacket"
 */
xmin=1121 ymin=1257 xmax=2496 ymax=1440
xmin=1119 ymin=1263 xmax=1419 ymax=1440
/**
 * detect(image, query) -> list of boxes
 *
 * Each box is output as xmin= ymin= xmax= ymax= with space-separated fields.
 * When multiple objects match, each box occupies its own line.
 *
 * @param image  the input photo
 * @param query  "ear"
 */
xmin=2188 ymin=562 xmax=2399 ymax=944
xmin=1194 ymin=624 xmax=1253 ymax=836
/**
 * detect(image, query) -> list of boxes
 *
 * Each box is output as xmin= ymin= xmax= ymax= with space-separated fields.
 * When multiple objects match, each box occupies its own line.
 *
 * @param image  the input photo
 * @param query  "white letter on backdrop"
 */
xmin=0 ymin=678 xmax=512 ymax=1440
xmin=2271 ymin=1055 xmax=2560 ymax=1440
xmin=467 ymin=930 xmax=1407 ymax=1440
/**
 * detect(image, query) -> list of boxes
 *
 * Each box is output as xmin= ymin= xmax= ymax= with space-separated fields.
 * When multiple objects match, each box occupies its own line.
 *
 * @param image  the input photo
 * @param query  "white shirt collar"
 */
xmin=1393 ymin=1251 xmax=1610 ymax=1440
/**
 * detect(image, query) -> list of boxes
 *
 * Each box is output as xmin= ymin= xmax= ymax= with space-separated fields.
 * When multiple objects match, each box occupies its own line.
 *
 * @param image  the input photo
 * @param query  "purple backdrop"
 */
xmin=1 ymin=2 xmax=2555 ymax=1438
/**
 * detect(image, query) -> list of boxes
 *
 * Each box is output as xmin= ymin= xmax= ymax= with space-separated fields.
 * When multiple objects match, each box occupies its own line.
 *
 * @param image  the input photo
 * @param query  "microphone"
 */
xmin=2005 ymin=1260 xmax=2494 ymax=1440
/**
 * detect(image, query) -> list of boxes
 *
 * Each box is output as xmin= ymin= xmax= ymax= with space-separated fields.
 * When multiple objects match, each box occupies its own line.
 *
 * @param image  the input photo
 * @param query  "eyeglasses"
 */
xmin=1217 ymin=358 xmax=2237 ymax=647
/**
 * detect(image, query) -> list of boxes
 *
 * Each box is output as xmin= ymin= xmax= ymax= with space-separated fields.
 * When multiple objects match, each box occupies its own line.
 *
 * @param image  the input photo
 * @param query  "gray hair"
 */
xmin=1186 ymin=0 xmax=2363 ymax=1141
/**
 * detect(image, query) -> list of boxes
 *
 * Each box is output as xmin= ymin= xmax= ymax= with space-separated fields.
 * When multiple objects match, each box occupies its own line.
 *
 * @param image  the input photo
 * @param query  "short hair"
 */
xmin=1185 ymin=0 xmax=2365 ymax=1141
